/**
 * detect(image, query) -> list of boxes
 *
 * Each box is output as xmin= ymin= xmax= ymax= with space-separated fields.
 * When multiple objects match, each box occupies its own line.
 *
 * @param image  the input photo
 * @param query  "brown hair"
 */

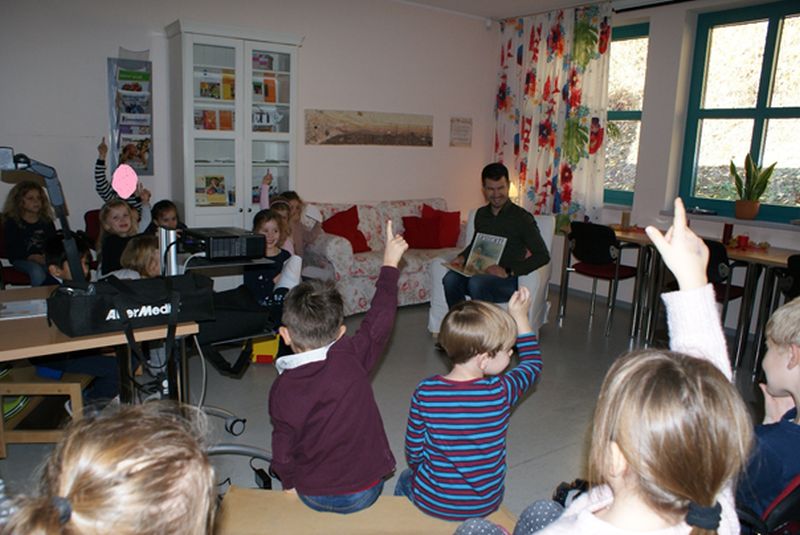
xmin=120 ymin=234 xmax=160 ymax=277
xmin=2 ymin=180 xmax=53 ymax=224
xmin=587 ymin=350 xmax=753 ymax=535
xmin=4 ymin=402 xmax=215 ymax=535
xmin=766 ymin=296 xmax=800 ymax=347
xmin=282 ymin=279 xmax=344 ymax=352
xmin=438 ymin=300 xmax=517 ymax=365
xmin=252 ymin=208 xmax=288 ymax=247
xmin=98 ymin=199 xmax=139 ymax=250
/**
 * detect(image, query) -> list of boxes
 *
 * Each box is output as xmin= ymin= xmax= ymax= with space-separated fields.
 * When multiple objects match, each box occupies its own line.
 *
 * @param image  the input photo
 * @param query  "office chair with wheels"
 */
xmin=737 ymin=473 xmax=800 ymax=535
xmin=559 ymin=222 xmax=638 ymax=336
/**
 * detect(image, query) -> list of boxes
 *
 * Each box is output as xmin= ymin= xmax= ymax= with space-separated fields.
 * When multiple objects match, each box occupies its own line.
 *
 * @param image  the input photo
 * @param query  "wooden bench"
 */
xmin=215 ymin=485 xmax=517 ymax=534
xmin=0 ymin=365 xmax=93 ymax=458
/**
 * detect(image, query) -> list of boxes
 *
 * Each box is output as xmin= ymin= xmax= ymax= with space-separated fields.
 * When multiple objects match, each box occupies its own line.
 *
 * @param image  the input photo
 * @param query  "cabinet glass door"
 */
xmin=251 ymin=140 xmax=290 ymax=206
xmin=193 ymin=43 xmax=236 ymax=132
xmin=194 ymin=138 xmax=236 ymax=208
xmin=250 ymin=49 xmax=291 ymax=133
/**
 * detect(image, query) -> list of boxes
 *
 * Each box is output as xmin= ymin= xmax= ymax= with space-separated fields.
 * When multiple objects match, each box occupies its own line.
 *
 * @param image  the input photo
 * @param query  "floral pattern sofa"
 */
xmin=304 ymin=198 xmax=464 ymax=316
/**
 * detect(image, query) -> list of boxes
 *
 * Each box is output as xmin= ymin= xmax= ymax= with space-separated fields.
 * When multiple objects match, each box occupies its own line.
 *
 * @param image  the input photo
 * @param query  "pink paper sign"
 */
xmin=112 ymin=164 xmax=138 ymax=199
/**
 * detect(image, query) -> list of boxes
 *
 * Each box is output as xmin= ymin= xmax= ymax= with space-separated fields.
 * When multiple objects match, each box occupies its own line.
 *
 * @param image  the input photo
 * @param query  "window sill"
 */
xmin=658 ymin=210 xmax=800 ymax=231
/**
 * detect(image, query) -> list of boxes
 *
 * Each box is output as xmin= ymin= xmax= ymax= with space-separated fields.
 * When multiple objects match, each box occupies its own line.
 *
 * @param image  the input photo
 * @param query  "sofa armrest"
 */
xmin=305 ymin=232 xmax=354 ymax=279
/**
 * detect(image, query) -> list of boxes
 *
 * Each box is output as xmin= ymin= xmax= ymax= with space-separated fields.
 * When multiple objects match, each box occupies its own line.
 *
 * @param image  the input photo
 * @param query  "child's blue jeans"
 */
xmin=393 ymin=468 xmax=414 ymax=500
xmin=298 ymin=480 xmax=384 ymax=514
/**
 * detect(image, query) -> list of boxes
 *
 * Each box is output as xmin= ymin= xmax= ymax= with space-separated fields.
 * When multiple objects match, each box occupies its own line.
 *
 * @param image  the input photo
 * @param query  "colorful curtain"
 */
xmin=494 ymin=3 xmax=611 ymax=226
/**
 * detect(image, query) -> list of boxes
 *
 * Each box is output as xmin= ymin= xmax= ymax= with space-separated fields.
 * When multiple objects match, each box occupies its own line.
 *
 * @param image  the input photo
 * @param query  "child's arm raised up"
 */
xmin=646 ymin=198 xmax=731 ymax=379
xmin=507 ymin=287 xmax=533 ymax=335
xmin=503 ymin=287 xmax=542 ymax=406
xmin=383 ymin=220 xmax=408 ymax=267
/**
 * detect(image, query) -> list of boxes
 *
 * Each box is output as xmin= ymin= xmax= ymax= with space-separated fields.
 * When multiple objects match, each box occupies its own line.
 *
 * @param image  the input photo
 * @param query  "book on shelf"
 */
xmin=196 ymin=175 xmax=227 ymax=206
xmin=219 ymin=110 xmax=234 ymax=131
xmin=263 ymin=78 xmax=277 ymax=103
xmin=202 ymin=110 xmax=217 ymax=130
xmin=252 ymin=51 xmax=274 ymax=71
xmin=443 ymin=233 xmax=507 ymax=276
xmin=222 ymin=71 xmax=235 ymax=100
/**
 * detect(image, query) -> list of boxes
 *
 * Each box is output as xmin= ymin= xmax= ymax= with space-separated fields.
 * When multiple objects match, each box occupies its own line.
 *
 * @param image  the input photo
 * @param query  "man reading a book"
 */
xmin=443 ymin=162 xmax=550 ymax=308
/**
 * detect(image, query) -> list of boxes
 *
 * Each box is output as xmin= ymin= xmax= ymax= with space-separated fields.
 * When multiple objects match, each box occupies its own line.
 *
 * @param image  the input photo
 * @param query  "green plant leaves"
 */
xmin=729 ymin=153 xmax=777 ymax=201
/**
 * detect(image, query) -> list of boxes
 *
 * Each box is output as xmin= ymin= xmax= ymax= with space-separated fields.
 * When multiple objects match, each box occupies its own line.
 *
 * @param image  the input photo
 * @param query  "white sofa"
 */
xmin=427 ymin=211 xmax=555 ymax=335
xmin=304 ymin=198 xmax=465 ymax=316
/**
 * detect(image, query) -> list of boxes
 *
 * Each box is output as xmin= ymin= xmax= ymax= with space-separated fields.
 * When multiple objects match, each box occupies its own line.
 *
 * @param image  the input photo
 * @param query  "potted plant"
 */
xmin=729 ymin=153 xmax=776 ymax=219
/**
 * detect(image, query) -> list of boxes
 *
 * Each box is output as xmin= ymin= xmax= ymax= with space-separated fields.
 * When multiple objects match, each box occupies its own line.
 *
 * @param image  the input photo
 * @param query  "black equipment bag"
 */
xmin=46 ymin=273 xmax=215 ymax=338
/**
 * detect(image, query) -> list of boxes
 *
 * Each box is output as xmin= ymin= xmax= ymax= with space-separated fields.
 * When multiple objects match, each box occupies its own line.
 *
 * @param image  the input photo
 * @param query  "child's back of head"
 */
xmin=120 ymin=234 xmax=160 ymax=277
xmin=282 ymin=279 xmax=344 ymax=352
xmin=5 ymin=402 xmax=215 ymax=535
xmin=439 ymin=300 xmax=516 ymax=364
xmin=589 ymin=349 xmax=753 ymax=529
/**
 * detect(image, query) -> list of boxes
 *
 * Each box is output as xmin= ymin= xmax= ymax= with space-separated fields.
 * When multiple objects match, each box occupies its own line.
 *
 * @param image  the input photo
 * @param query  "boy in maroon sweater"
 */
xmin=269 ymin=221 xmax=408 ymax=514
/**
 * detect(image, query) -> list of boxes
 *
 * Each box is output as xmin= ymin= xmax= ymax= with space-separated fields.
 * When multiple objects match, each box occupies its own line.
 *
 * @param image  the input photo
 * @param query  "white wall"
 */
xmin=0 ymin=0 xmax=497 ymax=229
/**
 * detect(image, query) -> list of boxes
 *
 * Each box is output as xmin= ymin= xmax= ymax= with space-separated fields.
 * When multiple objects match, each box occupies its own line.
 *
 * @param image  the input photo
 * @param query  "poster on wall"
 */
xmin=107 ymin=58 xmax=153 ymax=175
xmin=305 ymin=110 xmax=433 ymax=146
xmin=449 ymin=117 xmax=473 ymax=147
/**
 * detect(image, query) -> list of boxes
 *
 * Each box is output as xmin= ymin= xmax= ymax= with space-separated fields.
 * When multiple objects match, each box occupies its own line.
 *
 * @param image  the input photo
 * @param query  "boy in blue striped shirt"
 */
xmin=395 ymin=287 xmax=542 ymax=521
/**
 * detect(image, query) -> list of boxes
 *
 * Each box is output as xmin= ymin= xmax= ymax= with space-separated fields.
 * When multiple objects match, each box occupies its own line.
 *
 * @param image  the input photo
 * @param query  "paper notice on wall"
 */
xmin=449 ymin=117 xmax=473 ymax=147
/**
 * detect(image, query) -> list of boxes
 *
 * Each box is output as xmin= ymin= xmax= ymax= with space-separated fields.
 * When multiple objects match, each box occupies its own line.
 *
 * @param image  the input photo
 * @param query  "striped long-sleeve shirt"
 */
xmin=404 ymin=333 xmax=542 ymax=521
xmin=94 ymin=159 xmax=142 ymax=216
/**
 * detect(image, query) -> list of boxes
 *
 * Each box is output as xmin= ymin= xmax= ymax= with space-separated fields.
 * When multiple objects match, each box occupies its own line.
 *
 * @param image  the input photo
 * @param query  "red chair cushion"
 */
xmin=402 ymin=216 xmax=441 ymax=249
xmin=573 ymin=262 xmax=637 ymax=280
xmin=321 ymin=206 xmax=370 ymax=253
xmin=421 ymin=204 xmax=460 ymax=247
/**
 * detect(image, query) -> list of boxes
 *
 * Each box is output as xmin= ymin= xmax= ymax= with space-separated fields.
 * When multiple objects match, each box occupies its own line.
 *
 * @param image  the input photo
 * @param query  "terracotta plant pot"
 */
xmin=735 ymin=200 xmax=760 ymax=220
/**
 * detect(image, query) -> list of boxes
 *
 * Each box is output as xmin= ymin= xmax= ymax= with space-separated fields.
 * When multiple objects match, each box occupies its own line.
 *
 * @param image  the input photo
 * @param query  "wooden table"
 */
xmin=0 ymin=286 xmax=198 ymax=402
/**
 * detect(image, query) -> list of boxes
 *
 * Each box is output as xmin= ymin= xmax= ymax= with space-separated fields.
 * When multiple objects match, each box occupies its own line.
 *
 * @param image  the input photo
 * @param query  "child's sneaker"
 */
xmin=3 ymin=396 xmax=29 ymax=419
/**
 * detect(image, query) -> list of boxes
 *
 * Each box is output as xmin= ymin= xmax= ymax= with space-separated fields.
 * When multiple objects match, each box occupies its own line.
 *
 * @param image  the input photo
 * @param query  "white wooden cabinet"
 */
xmin=167 ymin=20 xmax=300 ymax=228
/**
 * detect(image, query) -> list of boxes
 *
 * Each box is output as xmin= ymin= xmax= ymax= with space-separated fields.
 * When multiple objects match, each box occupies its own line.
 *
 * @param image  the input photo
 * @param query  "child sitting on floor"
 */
xmin=4 ymin=402 xmax=215 ymax=535
xmin=2 ymin=180 xmax=57 ymax=286
xmin=97 ymin=199 xmax=139 ymax=275
xmin=395 ymin=287 xmax=542 ymax=521
xmin=455 ymin=198 xmax=753 ymax=535
xmin=736 ymin=296 xmax=800 ymax=518
xmin=268 ymin=220 xmax=407 ymax=514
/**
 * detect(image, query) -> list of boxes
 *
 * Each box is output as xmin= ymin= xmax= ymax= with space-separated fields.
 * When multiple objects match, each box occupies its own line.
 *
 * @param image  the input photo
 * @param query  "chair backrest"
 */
xmin=568 ymin=222 xmax=617 ymax=265
xmin=465 ymin=210 xmax=555 ymax=254
xmin=703 ymin=239 xmax=731 ymax=284
xmin=84 ymin=209 xmax=101 ymax=248
xmin=764 ymin=472 xmax=800 ymax=532
xmin=0 ymin=217 xmax=8 ymax=259
xmin=780 ymin=254 xmax=800 ymax=300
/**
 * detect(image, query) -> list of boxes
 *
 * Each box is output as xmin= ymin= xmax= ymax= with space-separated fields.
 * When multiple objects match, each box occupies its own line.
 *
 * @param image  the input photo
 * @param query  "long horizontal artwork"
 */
xmin=305 ymin=109 xmax=433 ymax=146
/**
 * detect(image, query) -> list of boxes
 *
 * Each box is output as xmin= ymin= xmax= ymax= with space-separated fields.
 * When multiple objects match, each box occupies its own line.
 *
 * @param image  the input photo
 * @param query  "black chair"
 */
xmin=738 ymin=473 xmax=800 ymax=535
xmin=0 ymin=218 xmax=32 ymax=289
xmin=559 ymin=222 xmax=638 ymax=336
xmin=704 ymin=239 xmax=747 ymax=324
xmin=776 ymin=254 xmax=800 ymax=302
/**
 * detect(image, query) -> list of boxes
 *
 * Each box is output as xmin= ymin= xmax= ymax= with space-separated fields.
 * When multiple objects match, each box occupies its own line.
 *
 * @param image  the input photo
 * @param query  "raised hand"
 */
xmin=507 ymin=286 xmax=532 ymax=333
xmin=645 ymin=198 xmax=708 ymax=291
xmin=98 ymin=137 xmax=108 ymax=160
xmin=383 ymin=220 xmax=408 ymax=268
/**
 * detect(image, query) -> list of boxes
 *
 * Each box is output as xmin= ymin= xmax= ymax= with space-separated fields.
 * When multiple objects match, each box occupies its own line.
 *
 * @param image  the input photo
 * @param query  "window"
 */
xmin=680 ymin=0 xmax=800 ymax=222
xmin=604 ymin=23 xmax=649 ymax=206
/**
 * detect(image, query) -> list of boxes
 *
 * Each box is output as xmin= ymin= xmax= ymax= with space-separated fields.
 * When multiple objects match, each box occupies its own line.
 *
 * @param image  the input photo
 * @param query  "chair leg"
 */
xmin=589 ymin=279 xmax=598 ymax=318
xmin=558 ymin=269 xmax=572 ymax=326
xmin=605 ymin=278 xmax=619 ymax=337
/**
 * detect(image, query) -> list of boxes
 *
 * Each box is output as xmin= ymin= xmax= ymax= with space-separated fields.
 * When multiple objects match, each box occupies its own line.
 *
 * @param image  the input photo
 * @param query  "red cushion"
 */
xmin=421 ymin=204 xmax=460 ymax=247
xmin=321 ymin=206 xmax=370 ymax=253
xmin=402 ymin=216 xmax=441 ymax=249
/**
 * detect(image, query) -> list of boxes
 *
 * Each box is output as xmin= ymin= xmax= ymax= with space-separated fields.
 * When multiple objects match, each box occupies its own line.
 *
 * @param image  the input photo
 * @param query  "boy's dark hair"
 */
xmin=45 ymin=231 xmax=92 ymax=267
xmin=481 ymin=163 xmax=509 ymax=184
xmin=282 ymin=279 xmax=344 ymax=351
xmin=151 ymin=200 xmax=179 ymax=221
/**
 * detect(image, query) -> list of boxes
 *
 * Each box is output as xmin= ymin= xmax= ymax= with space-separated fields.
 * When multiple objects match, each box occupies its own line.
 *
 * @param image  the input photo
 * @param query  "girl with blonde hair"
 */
xmin=3 ymin=402 xmax=215 ymax=535
xmin=97 ymin=199 xmax=139 ymax=275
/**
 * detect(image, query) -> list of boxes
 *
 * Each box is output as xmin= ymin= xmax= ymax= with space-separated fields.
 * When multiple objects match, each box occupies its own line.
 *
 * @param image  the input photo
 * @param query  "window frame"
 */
xmin=679 ymin=0 xmax=800 ymax=223
xmin=604 ymin=22 xmax=649 ymax=207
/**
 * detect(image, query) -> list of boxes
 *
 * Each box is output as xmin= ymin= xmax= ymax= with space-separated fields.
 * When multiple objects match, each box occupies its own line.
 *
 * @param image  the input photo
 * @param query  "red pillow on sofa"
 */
xmin=422 ymin=204 xmax=460 ymax=247
xmin=322 ymin=206 xmax=370 ymax=253
xmin=402 ymin=216 xmax=441 ymax=249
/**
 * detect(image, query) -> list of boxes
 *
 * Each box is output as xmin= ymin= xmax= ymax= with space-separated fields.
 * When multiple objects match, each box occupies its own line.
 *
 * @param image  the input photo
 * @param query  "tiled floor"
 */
xmin=0 ymin=288 xmax=753 ymax=517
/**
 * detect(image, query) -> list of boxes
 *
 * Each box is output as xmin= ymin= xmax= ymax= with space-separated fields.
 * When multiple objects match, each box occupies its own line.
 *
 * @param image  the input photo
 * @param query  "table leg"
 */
xmin=629 ymin=245 xmax=650 ymax=339
xmin=557 ymin=234 xmax=571 ymax=326
xmin=115 ymin=345 xmax=134 ymax=404
xmin=733 ymin=263 xmax=763 ymax=371
xmin=750 ymin=267 xmax=777 ymax=382
xmin=643 ymin=249 xmax=663 ymax=347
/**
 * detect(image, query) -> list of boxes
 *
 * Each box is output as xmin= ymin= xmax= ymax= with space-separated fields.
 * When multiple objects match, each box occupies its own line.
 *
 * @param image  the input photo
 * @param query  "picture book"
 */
xmin=263 ymin=78 xmax=277 ymax=103
xmin=203 ymin=175 xmax=227 ymax=205
xmin=222 ymin=71 xmax=235 ymax=100
xmin=444 ymin=233 xmax=507 ymax=276
xmin=202 ymin=110 xmax=217 ymax=130
xmin=219 ymin=110 xmax=234 ymax=131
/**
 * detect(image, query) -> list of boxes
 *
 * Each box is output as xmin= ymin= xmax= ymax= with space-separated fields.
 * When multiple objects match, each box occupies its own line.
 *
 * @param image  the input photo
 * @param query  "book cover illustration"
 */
xmin=196 ymin=175 xmax=227 ymax=206
xmin=219 ymin=110 xmax=234 ymax=131
xmin=263 ymin=78 xmax=277 ymax=103
xmin=108 ymin=59 xmax=153 ymax=175
xmin=222 ymin=71 xmax=235 ymax=100
xmin=445 ymin=233 xmax=507 ymax=276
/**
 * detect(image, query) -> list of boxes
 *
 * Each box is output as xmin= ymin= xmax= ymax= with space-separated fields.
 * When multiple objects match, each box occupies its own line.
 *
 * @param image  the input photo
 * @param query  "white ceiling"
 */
xmin=395 ymin=0 xmax=604 ymax=20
